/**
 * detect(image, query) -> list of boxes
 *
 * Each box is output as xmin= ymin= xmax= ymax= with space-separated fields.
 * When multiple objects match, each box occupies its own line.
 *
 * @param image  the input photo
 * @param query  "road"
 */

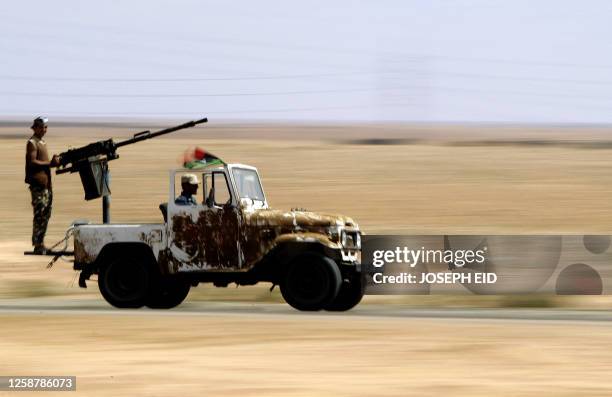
xmin=1 ymin=298 xmax=612 ymax=323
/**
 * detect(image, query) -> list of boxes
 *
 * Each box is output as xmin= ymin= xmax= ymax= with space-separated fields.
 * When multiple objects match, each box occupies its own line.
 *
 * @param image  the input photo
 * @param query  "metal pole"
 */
xmin=102 ymin=168 xmax=111 ymax=223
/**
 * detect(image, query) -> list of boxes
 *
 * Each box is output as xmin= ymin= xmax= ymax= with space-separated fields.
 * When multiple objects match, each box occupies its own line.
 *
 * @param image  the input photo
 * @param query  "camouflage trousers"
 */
xmin=29 ymin=186 xmax=53 ymax=246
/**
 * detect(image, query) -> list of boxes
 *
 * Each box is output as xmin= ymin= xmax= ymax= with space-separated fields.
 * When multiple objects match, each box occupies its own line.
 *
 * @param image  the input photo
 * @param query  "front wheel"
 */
xmin=324 ymin=275 xmax=364 ymax=311
xmin=280 ymin=254 xmax=342 ymax=311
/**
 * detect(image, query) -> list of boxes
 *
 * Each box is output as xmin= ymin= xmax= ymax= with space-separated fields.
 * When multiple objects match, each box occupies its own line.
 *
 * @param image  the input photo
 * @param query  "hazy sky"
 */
xmin=2 ymin=0 xmax=612 ymax=123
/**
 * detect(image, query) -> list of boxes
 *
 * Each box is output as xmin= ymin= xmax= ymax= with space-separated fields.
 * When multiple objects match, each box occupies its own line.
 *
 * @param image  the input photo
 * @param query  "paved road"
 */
xmin=0 ymin=298 xmax=611 ymax=323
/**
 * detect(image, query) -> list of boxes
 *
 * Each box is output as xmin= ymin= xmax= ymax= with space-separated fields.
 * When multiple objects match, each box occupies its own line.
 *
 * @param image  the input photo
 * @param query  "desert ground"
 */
xmin=2 ymin=122 xmax=612 ymax=396
xmin=3 ymin=303 xmax=612 ymax=397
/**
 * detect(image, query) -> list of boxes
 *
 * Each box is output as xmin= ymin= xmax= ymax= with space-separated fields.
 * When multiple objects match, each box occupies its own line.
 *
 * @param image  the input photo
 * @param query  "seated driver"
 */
xmin=175 ymin=174 xmax=199 ymax=205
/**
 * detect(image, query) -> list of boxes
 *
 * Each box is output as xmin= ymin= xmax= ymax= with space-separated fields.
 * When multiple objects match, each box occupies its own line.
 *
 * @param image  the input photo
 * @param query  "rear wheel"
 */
xmin=146 ymin=276 xmax=191 ymax=309
xmin=98 ymin=256 xmax=151 ymax=309
xmin=324 ymin=275 xmax=364 ymax=311
xmin=280 ymin=254 xmax=342 ymax=311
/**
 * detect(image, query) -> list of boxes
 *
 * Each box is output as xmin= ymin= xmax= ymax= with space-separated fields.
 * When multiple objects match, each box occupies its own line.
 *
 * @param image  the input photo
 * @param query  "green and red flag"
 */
xmin=182 ymin=147 xmax=225 ymax=169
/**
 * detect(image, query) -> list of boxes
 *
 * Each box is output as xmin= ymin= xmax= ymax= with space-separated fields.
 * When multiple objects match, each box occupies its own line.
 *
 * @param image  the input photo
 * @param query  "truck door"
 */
xmin=166 ymin=172 xmax=206 ymax=272
xmin=167 ymin=170 xmax=242 ymax=272
xmin=200 ymin=170 xmax=242 ymax=269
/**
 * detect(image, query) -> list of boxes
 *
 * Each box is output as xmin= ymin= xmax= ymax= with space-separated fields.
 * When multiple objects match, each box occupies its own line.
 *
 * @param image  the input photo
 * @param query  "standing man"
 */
xmin=25 ymin=117 xmax=60 ymax=254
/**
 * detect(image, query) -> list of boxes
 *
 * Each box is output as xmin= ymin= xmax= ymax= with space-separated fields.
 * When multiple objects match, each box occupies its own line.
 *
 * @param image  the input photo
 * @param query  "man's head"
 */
xmin=31 ymin=116 xmax=48 ymax=138
xmin=181 ymin=173 xmax=199 ymax=195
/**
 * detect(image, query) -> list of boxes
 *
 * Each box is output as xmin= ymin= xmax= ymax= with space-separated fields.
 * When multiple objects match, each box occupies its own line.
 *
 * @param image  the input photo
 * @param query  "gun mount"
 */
xmin=56 ymin=117 xmax=207 ymax=222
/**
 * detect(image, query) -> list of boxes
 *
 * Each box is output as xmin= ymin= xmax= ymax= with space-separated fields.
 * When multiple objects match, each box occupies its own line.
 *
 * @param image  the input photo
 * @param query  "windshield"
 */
xmin=232 ymin=168 xmax=265 ymax=202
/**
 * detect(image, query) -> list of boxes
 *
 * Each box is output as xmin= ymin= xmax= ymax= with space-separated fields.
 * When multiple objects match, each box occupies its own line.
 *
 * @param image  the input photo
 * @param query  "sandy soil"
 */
xmin=1 ymin=310 xmax=612 ymax=396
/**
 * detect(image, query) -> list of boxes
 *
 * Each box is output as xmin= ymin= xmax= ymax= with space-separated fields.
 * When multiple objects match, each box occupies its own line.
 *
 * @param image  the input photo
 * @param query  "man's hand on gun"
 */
xmin=50 ymin=154 xmax=61 ymax=168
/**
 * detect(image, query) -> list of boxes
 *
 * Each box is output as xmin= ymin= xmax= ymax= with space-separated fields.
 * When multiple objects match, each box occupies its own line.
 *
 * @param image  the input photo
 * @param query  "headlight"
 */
xmin=340 ymin=230 xmax=361 ymax=249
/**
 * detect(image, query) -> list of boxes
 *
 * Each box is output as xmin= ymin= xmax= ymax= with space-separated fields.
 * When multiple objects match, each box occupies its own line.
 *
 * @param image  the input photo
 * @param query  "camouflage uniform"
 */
xmin=29 ymin=185 xmax=53 ymax=247
xmin=25 ymin=130 xmax=54 ymax=249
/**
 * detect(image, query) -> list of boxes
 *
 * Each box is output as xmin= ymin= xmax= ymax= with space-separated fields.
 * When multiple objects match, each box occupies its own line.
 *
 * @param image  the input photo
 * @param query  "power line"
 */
xmin=0 ymin=104 xmax=421 ymax=116
xmin=0 ymin=71 xmax=378 ymax=82
xmin=1 ymin=69 xmax=611 ymax=86
xmin=1 ymin=83 xmax=611 ymax=101
xmin=0 ymin=87 xmax=401 ymax=98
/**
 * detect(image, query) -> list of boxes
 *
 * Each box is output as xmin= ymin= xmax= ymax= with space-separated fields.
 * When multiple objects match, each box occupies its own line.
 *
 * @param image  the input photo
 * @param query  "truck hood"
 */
xmin=244 ymin=209 xmax=358 ymax=229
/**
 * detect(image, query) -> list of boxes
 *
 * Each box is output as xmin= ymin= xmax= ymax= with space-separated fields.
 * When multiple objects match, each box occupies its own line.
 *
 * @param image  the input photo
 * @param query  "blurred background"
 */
xmin=2 ymin=1 xmax=612 ymax=396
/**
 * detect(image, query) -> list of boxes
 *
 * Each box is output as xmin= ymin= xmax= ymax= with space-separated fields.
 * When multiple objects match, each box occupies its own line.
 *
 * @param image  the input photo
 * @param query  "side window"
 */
xmin=213 ymin=172 xmax=231 ymax=206
xmin=204 ymin=172 xmax=232 ymax=207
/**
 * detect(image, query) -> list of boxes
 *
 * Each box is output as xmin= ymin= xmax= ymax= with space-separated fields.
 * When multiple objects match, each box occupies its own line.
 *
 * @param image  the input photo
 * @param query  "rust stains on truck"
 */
xmin=166 ymin=208 xmax=356 ymax=273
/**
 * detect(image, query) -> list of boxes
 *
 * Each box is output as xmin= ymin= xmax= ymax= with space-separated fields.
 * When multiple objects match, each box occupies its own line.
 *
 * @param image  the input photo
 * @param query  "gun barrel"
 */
xmin=55 ymin=117 xmax=208 ymax=178
xmin=115 ymin=117 xmax=207 ymax=148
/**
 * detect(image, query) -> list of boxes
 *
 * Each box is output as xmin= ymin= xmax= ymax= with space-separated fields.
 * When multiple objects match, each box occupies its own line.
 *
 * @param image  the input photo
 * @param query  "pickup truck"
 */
xmin=72 ymin=163 xmax=364 ymax=311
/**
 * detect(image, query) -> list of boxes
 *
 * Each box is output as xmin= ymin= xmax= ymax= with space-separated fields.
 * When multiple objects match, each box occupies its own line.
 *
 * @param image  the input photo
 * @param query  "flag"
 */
xmin=182 ymin=147 xmax=225 ymax=169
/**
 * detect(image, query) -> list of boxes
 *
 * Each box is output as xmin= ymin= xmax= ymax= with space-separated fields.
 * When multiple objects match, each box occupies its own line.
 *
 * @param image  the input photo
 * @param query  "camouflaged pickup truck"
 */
xmin=72 ymin=163 xmax=364 ymax=311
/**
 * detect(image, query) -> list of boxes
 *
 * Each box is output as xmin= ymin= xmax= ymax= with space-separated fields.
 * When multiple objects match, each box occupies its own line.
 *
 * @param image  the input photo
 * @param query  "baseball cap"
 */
xmin=31 ymin=116 xmax=48 ymax=128
xmin=181 ymin=174 xmax=199 ymax=185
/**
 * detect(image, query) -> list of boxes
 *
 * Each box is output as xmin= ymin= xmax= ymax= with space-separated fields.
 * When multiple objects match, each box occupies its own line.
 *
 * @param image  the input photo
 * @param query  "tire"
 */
xmin=324 ymin=275 xmax=364 ymax=311
xmin=146 ymin=276 xmax=191 ymax=309
xmin=98 ymin=256 xmax=151 ymax=309
xmin=280 ymin=254 xmax=342 ymax=311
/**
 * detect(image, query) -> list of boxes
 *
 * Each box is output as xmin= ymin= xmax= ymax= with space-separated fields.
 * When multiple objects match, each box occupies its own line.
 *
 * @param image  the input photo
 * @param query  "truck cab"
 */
xmin=165 ymin=164 xmax=269 ymax=272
